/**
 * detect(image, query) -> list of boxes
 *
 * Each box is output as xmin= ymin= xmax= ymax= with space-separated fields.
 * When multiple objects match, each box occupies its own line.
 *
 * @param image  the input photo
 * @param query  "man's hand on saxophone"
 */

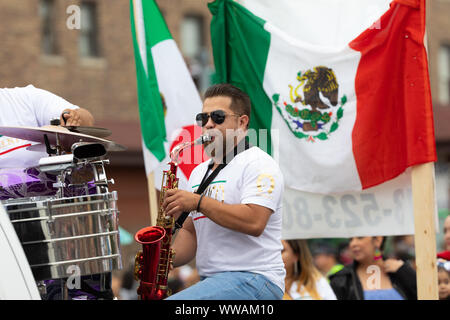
xmin=163 ymin=189 xmax=201 ymax=221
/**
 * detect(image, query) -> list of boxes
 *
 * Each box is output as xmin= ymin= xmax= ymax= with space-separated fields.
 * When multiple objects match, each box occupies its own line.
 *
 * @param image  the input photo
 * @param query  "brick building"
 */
xmin=0 ymin=0 xmax=449 ymax=259
xmin=0 ymin=0 xmax=212 ymax=241
xmin=427 ymin=0 xmax=450 ymax=228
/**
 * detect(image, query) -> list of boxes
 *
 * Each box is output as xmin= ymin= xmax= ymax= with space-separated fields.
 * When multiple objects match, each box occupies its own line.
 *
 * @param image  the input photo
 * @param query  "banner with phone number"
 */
xmin=281 ymin=169 xmax=417 ymax=239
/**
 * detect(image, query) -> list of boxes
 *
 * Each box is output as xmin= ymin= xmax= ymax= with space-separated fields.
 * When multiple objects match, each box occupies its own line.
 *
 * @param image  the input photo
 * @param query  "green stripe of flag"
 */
xmin=209 ymin=0 xmax=273 ymax=155
xmin=130 ymin=0 xmax=170 ymax=161
xmin=141 ymin=0 xmax=171 ymax=47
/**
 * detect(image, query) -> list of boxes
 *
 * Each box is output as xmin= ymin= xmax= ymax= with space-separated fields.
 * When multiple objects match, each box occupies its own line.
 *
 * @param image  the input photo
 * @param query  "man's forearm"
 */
xmin=199 ymin=197 xmax=271 ymax=237
xmin=172 ymin=220 xmax=197 ymax=268
xmin=163 ymin=189 xmax=272 ymax=237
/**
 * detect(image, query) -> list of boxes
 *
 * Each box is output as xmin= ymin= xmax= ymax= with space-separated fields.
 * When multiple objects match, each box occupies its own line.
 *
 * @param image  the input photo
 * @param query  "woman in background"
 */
xmin=437 ymin=215 xmax=450 ymax=261
xmin=282 ymin=239 xmax=336 ymax=300
xmin=329 ymin=237 xmax=417 ymax=300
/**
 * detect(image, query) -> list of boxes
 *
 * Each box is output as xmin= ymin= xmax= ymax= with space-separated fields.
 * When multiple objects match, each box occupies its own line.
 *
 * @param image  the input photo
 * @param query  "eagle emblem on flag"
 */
xmin=272 ymin=66 xmax=347 ymax=142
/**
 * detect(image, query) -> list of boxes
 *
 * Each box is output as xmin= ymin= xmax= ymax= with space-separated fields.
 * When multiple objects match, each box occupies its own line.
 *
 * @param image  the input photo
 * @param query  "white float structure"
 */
xmin=0 ymin=204 xmax=40 ymax=300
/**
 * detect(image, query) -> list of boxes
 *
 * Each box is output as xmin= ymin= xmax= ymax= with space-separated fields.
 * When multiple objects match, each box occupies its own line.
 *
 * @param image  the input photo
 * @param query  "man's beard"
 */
xmin=203 ymin=128 xmax=245 ymax=163
xmin=204 ymin=135 xmax=225 ymax=161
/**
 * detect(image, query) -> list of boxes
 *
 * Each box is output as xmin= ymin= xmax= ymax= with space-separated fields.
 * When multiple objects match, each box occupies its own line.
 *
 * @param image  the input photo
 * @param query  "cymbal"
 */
xmin=62 ymin=126 xmax=112 ymax=138
xmin=0 ymin=125 xmax=127 ymax=152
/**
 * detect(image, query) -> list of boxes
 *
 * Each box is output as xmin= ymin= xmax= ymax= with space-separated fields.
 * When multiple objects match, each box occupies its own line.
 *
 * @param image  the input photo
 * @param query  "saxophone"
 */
xmin=134 ymin=134 xmax=211 ymax=300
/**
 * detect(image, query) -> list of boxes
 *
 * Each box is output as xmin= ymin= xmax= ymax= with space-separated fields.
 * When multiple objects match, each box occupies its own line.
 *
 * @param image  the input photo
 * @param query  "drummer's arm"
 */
xmin=26 ymin=86 xmax=94 ymax=127
xmin=171 ymin=217 xmax=197 ymax=268
xmin=60 ymin=108 xmax=95 ymax=127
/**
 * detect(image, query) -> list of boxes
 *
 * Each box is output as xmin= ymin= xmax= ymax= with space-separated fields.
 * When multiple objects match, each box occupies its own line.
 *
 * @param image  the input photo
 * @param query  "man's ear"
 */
xmin=240 ymin=114 xmax=250 ymax=129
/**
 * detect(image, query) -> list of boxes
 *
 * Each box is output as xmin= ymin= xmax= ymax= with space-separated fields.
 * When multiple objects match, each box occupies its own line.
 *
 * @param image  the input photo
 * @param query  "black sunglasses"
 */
xmin=195 ymin=110 xmax=240 ymax=127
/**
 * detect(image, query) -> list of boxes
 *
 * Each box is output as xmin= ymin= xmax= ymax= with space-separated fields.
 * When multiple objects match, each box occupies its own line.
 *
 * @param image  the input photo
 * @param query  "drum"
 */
xmin=0 ymin=166 xmax=97 ymax=201
xmin=1 ymin=192 xmax=122 ymax=281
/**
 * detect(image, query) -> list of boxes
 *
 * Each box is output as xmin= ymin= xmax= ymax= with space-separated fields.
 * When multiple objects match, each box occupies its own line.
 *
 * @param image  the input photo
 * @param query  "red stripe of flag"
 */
xmin=349 ymin=0 xmax=435 ymax=189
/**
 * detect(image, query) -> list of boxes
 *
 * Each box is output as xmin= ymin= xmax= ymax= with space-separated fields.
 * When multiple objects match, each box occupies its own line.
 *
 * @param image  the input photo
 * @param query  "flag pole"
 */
xmin=411 ymin=162 xmax=438 ymax=299
xmin=147 ymin=172 xmax=158 ymax=226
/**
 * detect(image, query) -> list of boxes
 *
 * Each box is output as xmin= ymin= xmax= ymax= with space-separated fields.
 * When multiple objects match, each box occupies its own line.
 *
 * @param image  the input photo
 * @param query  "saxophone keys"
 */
xmin=134 ymin=251 xmax=144 ymax=281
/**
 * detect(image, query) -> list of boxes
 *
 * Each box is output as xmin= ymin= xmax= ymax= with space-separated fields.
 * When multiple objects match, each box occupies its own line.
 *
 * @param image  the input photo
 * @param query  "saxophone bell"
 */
xmin=134 ymin=134 xmax=211 ymax=300
xmin=134 ymin=226 xmax=166 ymax=300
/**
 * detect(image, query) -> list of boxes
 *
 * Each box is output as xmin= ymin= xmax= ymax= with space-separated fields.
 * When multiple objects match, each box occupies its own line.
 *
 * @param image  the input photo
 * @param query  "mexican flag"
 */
xmin=130 ymin=0 xmax=206 ymax=190
xmin=209 ymin=0 xmax=436 ymax=193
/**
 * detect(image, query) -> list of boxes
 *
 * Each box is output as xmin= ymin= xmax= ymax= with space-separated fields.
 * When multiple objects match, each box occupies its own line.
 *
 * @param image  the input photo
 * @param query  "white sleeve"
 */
xmin=25 ymin=85 xmax=80 ymax=126
xmin=240 ymin=155 xmax=284 ymax=212
xmin=317 ymin=277 xmax=337 ymax=300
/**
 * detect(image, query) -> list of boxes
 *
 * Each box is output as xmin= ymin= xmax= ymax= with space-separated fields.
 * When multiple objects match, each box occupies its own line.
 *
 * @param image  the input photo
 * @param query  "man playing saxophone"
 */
xmin=163 ymin=83 xmax=286 ymax=300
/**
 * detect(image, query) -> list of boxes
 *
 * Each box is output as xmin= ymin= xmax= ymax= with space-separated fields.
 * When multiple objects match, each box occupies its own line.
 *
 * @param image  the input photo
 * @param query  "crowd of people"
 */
xmin=108 ymin=83 xmax=450 ymax=301
xmin=112 ymin=215 xmax=450 ymax=300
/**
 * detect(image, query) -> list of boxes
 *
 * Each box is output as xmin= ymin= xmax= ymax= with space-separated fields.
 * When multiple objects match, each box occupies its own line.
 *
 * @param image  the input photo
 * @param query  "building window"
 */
xmin=79 ymin=2 xmax=100 ymax=57
xmin=39 ymin=0 xmax=59 ymax=55
xmin=438 ymin=44 xmax=450 ymax=105
xmin=180 ymin=15 xmax=204 ymax=61
xmin=180 ymin=15 xmax=209 ymax=91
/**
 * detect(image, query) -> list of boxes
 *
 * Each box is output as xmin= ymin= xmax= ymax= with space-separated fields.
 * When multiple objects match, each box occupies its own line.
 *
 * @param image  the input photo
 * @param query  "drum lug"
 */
xmin=46 ymin=201 xmax=56 ymax=236
xmin=47 ymin=218 xmax=56 ymax=236
xmin=53 ymin=181 xmax=66 ymax=189
xmin=37 ymin=281 xmax=47 ymax=298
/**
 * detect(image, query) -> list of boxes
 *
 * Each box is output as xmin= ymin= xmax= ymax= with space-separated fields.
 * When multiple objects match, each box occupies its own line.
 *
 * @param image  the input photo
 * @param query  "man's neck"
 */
xmin=211 ymin=136 xmax=247 ymax=169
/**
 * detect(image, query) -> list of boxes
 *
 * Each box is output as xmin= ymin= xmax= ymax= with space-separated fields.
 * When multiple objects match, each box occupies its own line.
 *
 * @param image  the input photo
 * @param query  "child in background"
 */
xmin=438 ymin=261 xmax=450 ymax=300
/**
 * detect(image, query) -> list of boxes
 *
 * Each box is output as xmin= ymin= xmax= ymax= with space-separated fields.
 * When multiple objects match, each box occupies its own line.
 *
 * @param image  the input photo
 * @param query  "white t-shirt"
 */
xmin=188 ymin=146 xmax=286 ymax=292
xmin=288 ymin=277 xmax=337 ymax=300
xmin=0 ymin=85 xmax=79 ymax=168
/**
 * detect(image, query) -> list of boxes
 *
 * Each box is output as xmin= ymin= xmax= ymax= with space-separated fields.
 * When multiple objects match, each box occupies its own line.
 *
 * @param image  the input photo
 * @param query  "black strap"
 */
xmin=174 ymin=138 xmax=250 ymax=231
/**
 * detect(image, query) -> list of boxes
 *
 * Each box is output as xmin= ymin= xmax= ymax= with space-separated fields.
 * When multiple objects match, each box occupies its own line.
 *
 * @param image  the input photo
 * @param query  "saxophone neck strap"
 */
xmin=174 ymin=137 xmax=251 ymax=231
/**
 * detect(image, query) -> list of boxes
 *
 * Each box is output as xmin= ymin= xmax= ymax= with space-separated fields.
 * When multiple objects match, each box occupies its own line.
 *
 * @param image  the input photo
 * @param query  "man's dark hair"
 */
xmin=204 ymin=83 xmax=251 ymax=123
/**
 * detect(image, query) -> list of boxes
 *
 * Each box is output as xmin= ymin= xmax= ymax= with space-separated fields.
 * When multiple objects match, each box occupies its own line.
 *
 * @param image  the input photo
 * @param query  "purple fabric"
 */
xmin=1 ymin=167 xmax=110 ymax=300
xmin=0 ymin=167 xmax=97 ymax=200
xmin=44 ymin=278 xmax=105 ymax=300
xmin=0 ymin=168 xmax=109 ymax=300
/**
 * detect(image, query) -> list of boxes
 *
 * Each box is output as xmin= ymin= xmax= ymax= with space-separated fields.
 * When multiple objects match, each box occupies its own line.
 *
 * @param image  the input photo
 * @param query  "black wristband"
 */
xmin=196 ymin=194 xmax=205 ymax=212
xmin=61 ymin=111 xmax=70 ymax=125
